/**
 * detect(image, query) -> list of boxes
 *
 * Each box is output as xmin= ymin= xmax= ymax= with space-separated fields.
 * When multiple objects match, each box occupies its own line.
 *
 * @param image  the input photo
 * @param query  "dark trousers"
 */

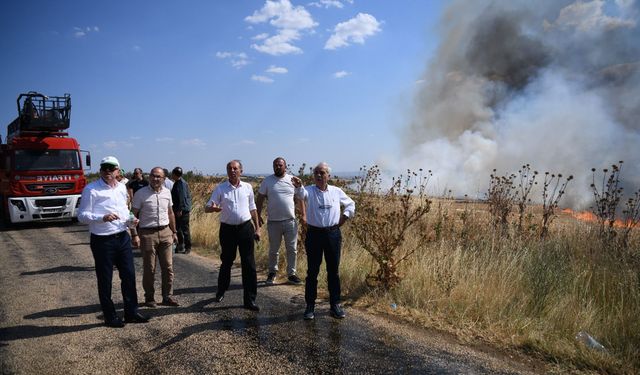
xmin=217 ymin=221 xmax=257 ymax=304
xmin=175 ymin=211 xmax=192 ymax=250
xmin=90 ymin=231 xmax=139 ymax=322
xmin=305 ymin=227 xmax=342 ymax=306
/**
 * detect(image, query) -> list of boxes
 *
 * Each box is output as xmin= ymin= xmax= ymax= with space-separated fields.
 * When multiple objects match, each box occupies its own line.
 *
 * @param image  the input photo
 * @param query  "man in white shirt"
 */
xmin=256 ymin=157 xmax=302 ymax=285
xmin=78 ymin=156 xmax=149 ymax=328
xmin=293 ymin=162 xmax=355 ymax=320
xmin=131 ymin=167 xmax=179 ymax=308
xmin=205 ymin=160 xmax=261 ymax=311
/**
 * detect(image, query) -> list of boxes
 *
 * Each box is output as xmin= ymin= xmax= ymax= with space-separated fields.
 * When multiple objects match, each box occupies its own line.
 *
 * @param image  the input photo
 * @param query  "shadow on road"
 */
xmin=24 ymin=303 xmax=103 ymax=319
xmin=0 ymin=323 xmax=104 ymax=343
xmin=20 ymin=265 xmax=94 ymax=276
xmin=150 ymin=312 xmax=300 ymax=352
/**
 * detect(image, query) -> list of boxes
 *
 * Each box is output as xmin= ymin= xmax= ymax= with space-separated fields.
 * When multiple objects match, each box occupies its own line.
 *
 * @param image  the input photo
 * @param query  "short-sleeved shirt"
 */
xmin=258 ymin=174 xmax=296 ymax=221
xmin=207 ymin=180 xmax=256 ymax=225
xmin=131 ymin=185 xmax=173 ymax=228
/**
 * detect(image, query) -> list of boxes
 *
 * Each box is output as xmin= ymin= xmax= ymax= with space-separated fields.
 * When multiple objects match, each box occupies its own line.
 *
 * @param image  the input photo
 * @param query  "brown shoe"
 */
xmin=144 ymin=300 xmax=157 ymax=308
xmin=160 ymin=297 xmax=179 ymax=306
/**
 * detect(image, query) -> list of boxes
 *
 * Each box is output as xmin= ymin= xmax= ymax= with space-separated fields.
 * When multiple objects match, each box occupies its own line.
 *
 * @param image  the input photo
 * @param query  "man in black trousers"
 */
xmin=205 ymin=160 xmax=261 ymax=311
xmin=78 ymin=156 xmax=150 ymax=327
xmin=171 ymin=166 xmax=192 ymax=254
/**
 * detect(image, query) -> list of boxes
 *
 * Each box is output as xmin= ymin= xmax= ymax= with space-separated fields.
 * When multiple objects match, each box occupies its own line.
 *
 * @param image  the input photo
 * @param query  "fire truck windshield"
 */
xmin=14 ymin=149 xmax=81 ymax=171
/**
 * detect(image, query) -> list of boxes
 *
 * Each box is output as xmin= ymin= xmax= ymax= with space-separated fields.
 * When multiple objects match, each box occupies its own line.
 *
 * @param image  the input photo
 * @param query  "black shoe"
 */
xmin=160 ymin=297 xmax=180 ymax=306
xmin=330 ymin=304 xmax=346 ymax=319
xmin=105 ymin=317 xmax=125 ymax=328
xmin=287 ymin=274 xmax=302 ymax=285
xmin=266 ymin=272 xmax=276 ymax=285
xmin=184 ymin=248 xmax=191 ymax=254
xmin=214 ymin=294 xmax=224 ymax=303
xmin=243 ymin=301 xmax=260 ymax=311
xmin=124 ymin=312 xmax=150 ymax=323
xmin=303 ymin=305 xmax=315 ymax=320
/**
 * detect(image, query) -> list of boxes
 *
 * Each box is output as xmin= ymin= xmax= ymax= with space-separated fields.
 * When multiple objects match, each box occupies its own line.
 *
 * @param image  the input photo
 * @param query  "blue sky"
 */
xmin=0 ymin=0 xmax=443 ymax=175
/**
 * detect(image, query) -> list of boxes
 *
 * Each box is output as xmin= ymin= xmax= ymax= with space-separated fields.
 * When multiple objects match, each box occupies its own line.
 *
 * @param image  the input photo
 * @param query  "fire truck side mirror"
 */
xmin=86 ymin=154 xmax=91 ymax=167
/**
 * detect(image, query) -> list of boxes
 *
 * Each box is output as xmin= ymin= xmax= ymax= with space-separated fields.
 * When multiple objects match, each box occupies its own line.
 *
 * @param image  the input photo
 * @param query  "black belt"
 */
xmin=139 ymin=225 xmax=168 ymax=231
xmin=307 ymin=224 xmax=339 ymax=232
xmin=91 ymin=230 xmax=128 ymax=239
xmin=221 ymin=220 xmax=251 ymax=228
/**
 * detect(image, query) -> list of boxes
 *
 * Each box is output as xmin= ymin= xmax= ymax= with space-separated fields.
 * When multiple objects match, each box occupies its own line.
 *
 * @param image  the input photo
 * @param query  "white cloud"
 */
xmin=155 ymin=137 xmax=174 ymax=142
xmin=236 ymin=139 xmax=257 ymax=145
xmin=251 ymin=29 xmax=303 ymax=55
xmin=252 ymin=75 xmax=275 ymax=83
xmin=252 ymin=33 xmax=270 ymax=40
xmin=216 ymin=51 xmax=250 ymax=69
xmin=103 ymin=140 xmax=133 ymax=149
xmin=180 ymin=138 xmax=206 ymax=147
xmin=267 ymin=65 xmax=288 ymax=74
xmin=246 ymin=0 xmax=317 ymax=29
xmin=546 ymin=0 xmax=636 ymax=32
xmin=103 ymin=141 xmax=117 ymax=149
xmin=73 ymin=26 xmax=99 ymax=38
xmin=246 ymin=0 xmax=317 ymax=55
xmin=333 ymin=70 xmax=349 ymax=78
xmin=325 ymin=13 xmax=381 ymax=50
xmin=132 ymin=45 xmax=141 ymax=52
xmin=308 ymin=0 xmax=345 ymax=9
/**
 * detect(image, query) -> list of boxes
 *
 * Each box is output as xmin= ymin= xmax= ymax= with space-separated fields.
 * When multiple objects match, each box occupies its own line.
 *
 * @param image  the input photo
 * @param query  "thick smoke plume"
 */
xmin=403 ymin=0 xmax=640 ymax=208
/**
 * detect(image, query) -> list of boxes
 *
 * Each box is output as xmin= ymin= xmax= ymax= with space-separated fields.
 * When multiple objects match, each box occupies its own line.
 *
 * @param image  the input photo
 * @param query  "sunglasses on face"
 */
xmin=101 ymin=165 xmax=119 ymax=172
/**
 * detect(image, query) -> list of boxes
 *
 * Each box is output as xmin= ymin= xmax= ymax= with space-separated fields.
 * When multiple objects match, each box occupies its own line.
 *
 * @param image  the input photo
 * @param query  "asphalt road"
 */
xmin=0 ymin=222 xmax=542 ymax=374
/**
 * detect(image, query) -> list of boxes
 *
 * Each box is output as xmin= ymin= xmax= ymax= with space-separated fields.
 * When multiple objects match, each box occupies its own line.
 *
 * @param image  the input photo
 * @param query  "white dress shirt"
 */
xmin=207 ymin=180 xmax=257 ymax=225
xmin=295 ymin=185 xmax=355 ymax=228
xmin=78 ymin=178 xmax=130 ymax=235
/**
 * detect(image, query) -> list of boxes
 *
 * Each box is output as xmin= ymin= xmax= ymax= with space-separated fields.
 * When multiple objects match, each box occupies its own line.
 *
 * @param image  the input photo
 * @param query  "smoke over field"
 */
xmin=404 ymin=0 xmax=640 ymax=207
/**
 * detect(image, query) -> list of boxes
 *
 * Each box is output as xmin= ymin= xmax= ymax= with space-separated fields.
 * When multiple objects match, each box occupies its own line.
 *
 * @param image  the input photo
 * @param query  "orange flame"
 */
xmin=562 ymin=208 xmax=638 ymax=228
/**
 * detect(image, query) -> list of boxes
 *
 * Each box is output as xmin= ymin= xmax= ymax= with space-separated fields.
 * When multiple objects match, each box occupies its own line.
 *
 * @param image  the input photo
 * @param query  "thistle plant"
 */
xmin=590 ymin=161 xmax=624 ymax=241
xmin=540 ymin=172 xmax=573 ymax=238
xmin=620 ymin=189 xmax=640 ymax=248
xmin=352 ymin=165 xmax=432 ymax=289
xmin=486 ymin=170 xmax=517 ymax=235
xmin=515 ymin=164 xmax=538 ymax=232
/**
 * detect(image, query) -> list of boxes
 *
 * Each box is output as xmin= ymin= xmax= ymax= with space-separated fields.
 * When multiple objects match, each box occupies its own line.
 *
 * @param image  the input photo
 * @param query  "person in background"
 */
xmin=78 ymin=156 xmax=149 ymax=328
xmin=126 ymin=167 xmax=148 ymax=204
xmin=171 ymin=166 xmax=192 ymax=254
xmin=131 ymin=167 xmax=179 ymax=308
xmin=205 ymin=160 xmax=261 ymax=311
xmin=256 ymin=157 xmax=302 ymax=285
xmin=292 ymin=162 xmax=355 ymax=320
xmin=116 ymin=168 xmax=129 ymax=186
xmin=163 ymin=168 xmax=174 ymax=191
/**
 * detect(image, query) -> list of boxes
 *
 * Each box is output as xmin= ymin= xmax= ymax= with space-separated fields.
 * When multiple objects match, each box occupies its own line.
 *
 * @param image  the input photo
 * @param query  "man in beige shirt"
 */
xmin=131 ymin=167 xmax=179 ymax=307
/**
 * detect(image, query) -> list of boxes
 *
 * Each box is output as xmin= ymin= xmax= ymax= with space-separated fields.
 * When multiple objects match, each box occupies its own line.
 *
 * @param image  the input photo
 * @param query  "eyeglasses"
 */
xmin=101 ymin=165 xmax=119 ymax=172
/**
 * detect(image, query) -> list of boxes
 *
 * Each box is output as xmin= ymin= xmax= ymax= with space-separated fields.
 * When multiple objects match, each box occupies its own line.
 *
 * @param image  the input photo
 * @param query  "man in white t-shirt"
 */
xmin=256 ymin=157 xmax=303 ymax=285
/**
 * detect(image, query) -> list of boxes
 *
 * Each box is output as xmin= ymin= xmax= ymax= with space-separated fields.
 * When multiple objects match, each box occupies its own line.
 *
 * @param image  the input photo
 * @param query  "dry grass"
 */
xmin=187 ymin=177 xmax=639 ymax=374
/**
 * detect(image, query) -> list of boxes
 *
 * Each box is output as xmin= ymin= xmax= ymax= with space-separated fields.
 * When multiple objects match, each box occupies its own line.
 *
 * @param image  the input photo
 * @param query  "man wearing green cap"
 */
xmin=78 ymin=156 xmax=150 ymax=328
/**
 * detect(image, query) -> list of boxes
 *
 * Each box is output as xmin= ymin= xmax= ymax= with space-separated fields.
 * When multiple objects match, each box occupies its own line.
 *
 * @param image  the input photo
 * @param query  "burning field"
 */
xmin=400 ymin=0 xmax=640 ymax=209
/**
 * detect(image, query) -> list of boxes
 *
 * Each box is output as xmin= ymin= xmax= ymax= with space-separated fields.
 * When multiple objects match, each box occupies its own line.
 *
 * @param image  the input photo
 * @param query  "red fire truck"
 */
xmin=0 ymin=92 xmax=91 ymax=224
